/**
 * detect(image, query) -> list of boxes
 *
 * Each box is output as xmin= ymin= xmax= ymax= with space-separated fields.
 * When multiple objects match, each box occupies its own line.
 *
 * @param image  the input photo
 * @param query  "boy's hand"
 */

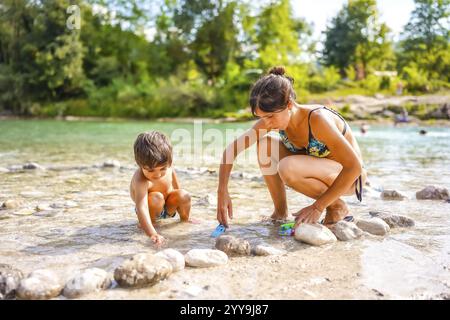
xmin=150 ymin=234 xmax=165 ymax=246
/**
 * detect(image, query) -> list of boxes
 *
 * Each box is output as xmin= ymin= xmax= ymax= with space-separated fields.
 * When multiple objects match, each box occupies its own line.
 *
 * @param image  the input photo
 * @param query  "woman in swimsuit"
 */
xmin=216 ymin=66 xmax=367 ymax=228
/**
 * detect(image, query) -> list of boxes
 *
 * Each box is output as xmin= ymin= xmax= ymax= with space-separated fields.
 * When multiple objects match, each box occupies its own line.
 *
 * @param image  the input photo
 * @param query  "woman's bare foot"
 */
xmin=322 ymin=198 xmax=349 ymax=226
xmin=259 ymin=209 xmax=289 ymax=224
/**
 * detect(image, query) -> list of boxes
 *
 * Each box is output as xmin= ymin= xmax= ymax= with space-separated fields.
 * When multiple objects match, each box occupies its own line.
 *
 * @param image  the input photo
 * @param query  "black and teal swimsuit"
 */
xmin=279 ymin=106 xmax=363 ymax=202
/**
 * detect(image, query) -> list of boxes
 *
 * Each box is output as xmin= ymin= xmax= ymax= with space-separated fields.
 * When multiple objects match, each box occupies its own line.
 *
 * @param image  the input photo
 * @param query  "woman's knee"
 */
xmin=278 ymin=156 xmax=301 ymax=185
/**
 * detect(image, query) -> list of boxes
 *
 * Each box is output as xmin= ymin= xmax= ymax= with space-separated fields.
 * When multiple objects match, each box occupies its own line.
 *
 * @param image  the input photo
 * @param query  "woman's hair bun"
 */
xmin=268 ymin=66 xmax=286 ymax=76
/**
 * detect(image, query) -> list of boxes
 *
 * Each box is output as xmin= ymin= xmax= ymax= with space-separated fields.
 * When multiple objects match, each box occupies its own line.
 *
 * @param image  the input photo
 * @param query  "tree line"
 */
xmin=0 ymin=0 xmax=448 ymax=118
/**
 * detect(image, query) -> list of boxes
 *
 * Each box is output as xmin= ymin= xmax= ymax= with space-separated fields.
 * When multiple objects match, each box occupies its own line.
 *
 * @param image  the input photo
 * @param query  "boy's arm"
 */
xmin=134 ymin=181 xmax=159 ymax=238
xmin=172 ymin=168 xmax=180 ymax=189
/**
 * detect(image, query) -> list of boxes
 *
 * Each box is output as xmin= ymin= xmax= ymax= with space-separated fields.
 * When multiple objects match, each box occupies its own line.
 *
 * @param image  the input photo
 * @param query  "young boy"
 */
xmin=130 ymin=131 xmax=191 ymax=245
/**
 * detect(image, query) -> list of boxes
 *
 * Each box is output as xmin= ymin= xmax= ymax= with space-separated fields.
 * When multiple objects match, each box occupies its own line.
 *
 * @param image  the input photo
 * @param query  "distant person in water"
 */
xmin=394 ymin=107 xmax=409 ymax=126
xmin=216 ymin=66 xmax=366 ymax=229
xmin=130 ymin=131 xmax=191 ymax=245
xmin=360 ymin=123 xmax=369 ymax=135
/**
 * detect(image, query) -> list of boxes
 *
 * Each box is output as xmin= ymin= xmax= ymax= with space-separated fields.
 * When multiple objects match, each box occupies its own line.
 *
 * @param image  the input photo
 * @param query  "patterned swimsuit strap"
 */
xmin=307 ymin=106 xmax=348 ymax=139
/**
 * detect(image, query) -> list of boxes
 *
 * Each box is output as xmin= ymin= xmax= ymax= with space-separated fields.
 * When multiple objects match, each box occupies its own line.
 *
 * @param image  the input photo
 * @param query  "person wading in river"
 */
xmin=216 ymin=66 xmax=367 ymax=229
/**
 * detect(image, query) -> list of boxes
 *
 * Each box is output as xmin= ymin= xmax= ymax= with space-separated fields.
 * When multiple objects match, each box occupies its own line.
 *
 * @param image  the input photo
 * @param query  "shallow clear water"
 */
xmin=0 ymin=119 xmax=449 ymax=299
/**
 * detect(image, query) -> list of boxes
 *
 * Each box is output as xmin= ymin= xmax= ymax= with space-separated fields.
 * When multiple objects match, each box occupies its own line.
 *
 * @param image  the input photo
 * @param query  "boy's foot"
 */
xmin=322 ymin=199 xmax=350 ymax=226
xmin=260 ymin=211 xmax=289 ymax=224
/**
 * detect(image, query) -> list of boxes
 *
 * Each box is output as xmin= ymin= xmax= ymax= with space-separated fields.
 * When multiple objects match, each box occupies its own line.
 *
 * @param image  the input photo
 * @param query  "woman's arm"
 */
xmin=310 ymin=112 xmax=362 ymax=211
xmin=217 ymin=119 xmax=268 ymax=227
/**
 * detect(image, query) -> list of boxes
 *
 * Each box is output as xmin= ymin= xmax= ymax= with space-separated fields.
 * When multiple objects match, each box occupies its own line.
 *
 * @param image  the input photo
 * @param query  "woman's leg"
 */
xmin=277 ymin=155 xmax=358 ymax=224
xmin=256 ymin=135 xmax=296 ymax=220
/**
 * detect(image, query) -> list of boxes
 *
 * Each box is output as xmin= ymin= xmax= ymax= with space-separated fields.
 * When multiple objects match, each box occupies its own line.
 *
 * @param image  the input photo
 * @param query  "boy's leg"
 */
xmin=165 ymin=189 xmax=191 ymax=222
xmin=148 ymin=192 xmax=166 ymax=224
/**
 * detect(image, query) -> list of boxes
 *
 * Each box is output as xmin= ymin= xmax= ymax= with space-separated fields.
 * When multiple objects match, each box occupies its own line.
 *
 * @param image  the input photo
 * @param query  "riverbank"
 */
xmin=1 ymin=93 xmax=449 ymax=124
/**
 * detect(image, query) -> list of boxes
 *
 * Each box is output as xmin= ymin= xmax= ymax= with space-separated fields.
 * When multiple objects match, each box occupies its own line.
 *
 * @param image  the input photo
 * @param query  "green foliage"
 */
xmin=397 ymin=0 xmax=450 ymax=89
xmin=0 ymin=0 xmax=448 ymax=118
xmin=322 ymin=0 xmax=396 ymax=80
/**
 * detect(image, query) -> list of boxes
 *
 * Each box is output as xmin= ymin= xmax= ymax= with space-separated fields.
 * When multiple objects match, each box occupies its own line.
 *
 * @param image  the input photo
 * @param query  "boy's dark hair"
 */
xmin=134 ymin=131 xmax=172 ymax=169
xmin=249 ymin=66 xmax=296 ymax=116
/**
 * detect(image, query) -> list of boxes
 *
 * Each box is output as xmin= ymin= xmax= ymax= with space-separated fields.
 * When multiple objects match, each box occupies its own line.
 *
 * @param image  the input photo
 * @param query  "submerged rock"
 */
xmin=355 ymin=218 xmax=390 ymax=236
xmin=215 ymin=235 xmax=251 ymax=257
xmin=17 ymin=269 xmax=63 ymax=300
xmin=63 ymin=268 xmax=112 ymax=299
xmin=416 ymin=186 xmax=449 ymax=200
xmin=114 ymin=253 xmax=172 ymax=288
xmin=381 ymin=190 xmax=407 ymax=200
xmin=184 ymin=249 xmax=228 ymax=267
xmin=1 ymin=199 xmax=22 ymax=210
xmin=0 ymin=167 xmax=9 ymax=173
xmin=20 ymin=191 xmax=45 ymax=198
xmin=194 ymin=194 xmax=217 ymax=207
xmin=155 ymin=249 xmax=185 ymax=272
xmin=252 ymin=245 xmax=286 ymax=256
xmin=11 ymin=208 xmax=35 ymax=216
xmin=328 ymin=221 xmax=363 ymax=241
xmin=50 ymin=200 xmax=78 ymax=209
xmin=369 ymin=211 xmax=415 ymax=228
xmin=294 ymin=223 xmax=337 ymax=246
xmin=0 ymin=264 xmax=23 ymax=300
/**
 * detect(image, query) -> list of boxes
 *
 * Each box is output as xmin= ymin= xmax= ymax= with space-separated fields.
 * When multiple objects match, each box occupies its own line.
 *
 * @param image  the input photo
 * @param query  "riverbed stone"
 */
xmin=381 ymin=189 xmax=407 ymax=200
xmin=416 ymin=186 xmax=449 ymax=200
xmin=103 ymin=160 xmax=121 ymax=168
xmin=328 ymin=221 xmax=363 ymax=241
xmin=185 ymin=249 xmax=228 ymax=267
xmin=35 ymin=204 xmax=53 ymax=212
xmin=369 ymin=211 xmax=415 ymax=228
xmin=63 ymin=268 xmax=112 ymax=299
xmin=20 ymin=191 xmax=45 ymax=198
xmin=294 ymin=223 xmax=337 ymax=246
xmin=0 ymin=264 xmax=24 ymax=300
xmin=355 ymin=217 xmax=390 ymax=236
xmin=1 ymin=199 xmax=22 ymax=210
xmin=215 ymin=235 xmax=251 ymax=256
xmin=155 ymin=249 xmax=185 ymax=272
xmin=252 ymin=245 xmax=286 ymax=256
xmin=23 ymin=162 xmax=45 ymax=170
xmin=17 ymin=269 xmax=63 ymax=300
xmin=114 ymin=253 xmax=172 ymax=288
xmin=0 ymin=167 xmax=9 ymax=173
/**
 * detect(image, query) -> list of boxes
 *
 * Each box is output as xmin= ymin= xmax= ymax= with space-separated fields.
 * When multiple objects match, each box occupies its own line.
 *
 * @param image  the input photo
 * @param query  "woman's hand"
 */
xmin=293 ymin=204 xmax=323 ymax=228
xmin=217 ymin=189 xmax=233 ymax=228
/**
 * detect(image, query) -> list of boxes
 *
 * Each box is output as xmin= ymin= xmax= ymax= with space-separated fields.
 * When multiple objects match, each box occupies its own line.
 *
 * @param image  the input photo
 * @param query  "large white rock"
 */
xmin=355 ymin=217 xmax=390 ymax=236
xmin=252 ymin=245 xmax=286 ymax=256
xmin=63 ymin=268 xmax=112 ymax=299
xmin=1 ymin=199 xmax=22 ymax=210
xmin=328 ymin=221 xmax=363 ymax=241
xmin=155 ymin=249 xmax=185 ymax=272
xmin=294 ymin=223 xmax=337 ymax=246
xmin=114 ymin=253 xmax=172 ymax=288
xmin=17 ymin=269 xmax=63 ymax=300
xmin=0 ymin=264 xmax=23 ymax=300
xmin=184 ymin=249 xmax=228 ymax=268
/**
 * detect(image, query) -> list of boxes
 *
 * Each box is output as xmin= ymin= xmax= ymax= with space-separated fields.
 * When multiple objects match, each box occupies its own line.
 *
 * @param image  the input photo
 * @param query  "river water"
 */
xmin=0 ymin=119 xmax=449 ymax=299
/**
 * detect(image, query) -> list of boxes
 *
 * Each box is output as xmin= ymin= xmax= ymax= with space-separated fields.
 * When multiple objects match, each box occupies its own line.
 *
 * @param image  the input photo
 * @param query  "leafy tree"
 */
xmin=397 ymin=0 xmax=450 ymax=91
xmin=322 ymin=0 xmax=395 ymax=79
